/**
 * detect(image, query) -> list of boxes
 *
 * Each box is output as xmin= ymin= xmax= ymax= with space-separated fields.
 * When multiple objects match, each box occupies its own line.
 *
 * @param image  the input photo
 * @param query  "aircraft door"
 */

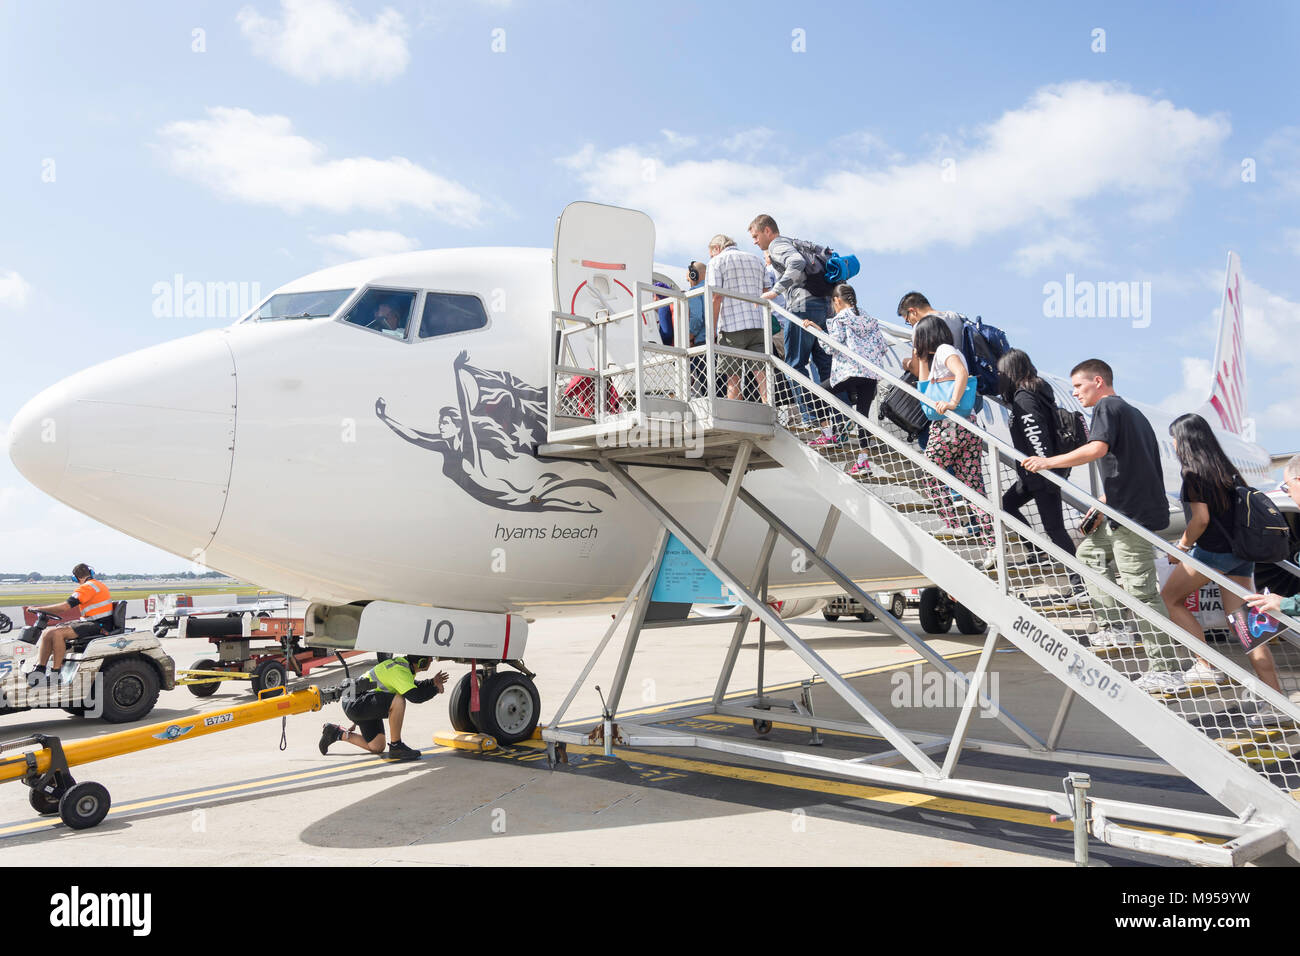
xmin=553 ymin=202 xmax=657 ymax=370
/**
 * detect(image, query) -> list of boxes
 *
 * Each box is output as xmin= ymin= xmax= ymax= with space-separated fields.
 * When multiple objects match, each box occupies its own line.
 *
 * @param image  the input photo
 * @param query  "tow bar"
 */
xmin=0 ymin=684 xmax=341 ymax=830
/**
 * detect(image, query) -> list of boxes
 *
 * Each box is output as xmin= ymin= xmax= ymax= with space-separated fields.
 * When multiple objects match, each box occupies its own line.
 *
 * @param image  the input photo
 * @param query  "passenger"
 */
xmin=685 ymin=261 xmax=707 ymax=348
xmin=804 ymin=283 xmax=888 ymax=478
xmin=896 ymin=292 xmax=967 ymax=377
xmin=1022 ymin=359 xmax=1183 ymax=694
xmin=1245 ymin=455 xmax=1300 ymax=623
xmin=997 ymin=350 xmax=1080 ymax=579
xmin=25 ymin=563 xmax=114 ymax=685
xmin=320 ymin=655 xmax=449 ymax=761
xmin=911 ymin=316 xmax=995 ymax=562
xmin=685 ymin=260 xmax=708 ymax=397
xmin=1159 ymin=414 xmax=1283 ymax=696
xmin=706 ymin=234 xmax=768 ymax=402
xmin=750 ymin=215 xmax=832 ymax=421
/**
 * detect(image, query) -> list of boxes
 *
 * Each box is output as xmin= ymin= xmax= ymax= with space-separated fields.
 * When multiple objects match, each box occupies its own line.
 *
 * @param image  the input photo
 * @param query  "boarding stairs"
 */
xmin=540 ymin=226 xmax=1300 ymax=866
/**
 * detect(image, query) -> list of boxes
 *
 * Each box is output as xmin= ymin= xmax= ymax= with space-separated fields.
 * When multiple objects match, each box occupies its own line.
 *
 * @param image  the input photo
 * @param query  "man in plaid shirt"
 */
xmin=706 ymin=234 xmax=768 ymax=401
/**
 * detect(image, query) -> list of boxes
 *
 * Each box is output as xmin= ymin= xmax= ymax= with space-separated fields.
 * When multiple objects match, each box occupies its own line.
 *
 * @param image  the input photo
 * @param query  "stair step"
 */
xmin=1217 ymin=731 xmax=1300 ymax=753
xmin=1241 ymin=746 xmax=1300 ymax=767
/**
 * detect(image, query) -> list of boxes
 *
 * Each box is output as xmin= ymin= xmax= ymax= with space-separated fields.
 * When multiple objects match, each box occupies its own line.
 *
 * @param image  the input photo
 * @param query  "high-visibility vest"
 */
xmin=72 ymin=579 xmax=113 ymax=620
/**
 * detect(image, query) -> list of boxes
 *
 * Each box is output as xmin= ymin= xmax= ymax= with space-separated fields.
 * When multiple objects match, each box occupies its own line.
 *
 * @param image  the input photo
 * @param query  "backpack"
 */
xmin=959 ymin=322 xmax=1001 ymax=397
xmin=1053 ymin=406 xmax=1088 ymax=454
xmin=969 ymin=316 xmax=1011 ymax=360
xmin=787 ymin=238 xmax=836 ymax=297
xmin=956 ymin=315 xmax=1012 ymax=398
xmin=1230 ymin=486 xmax=1291 ymax=563
xmin=880 ymin=371 xmax=930 ymax=441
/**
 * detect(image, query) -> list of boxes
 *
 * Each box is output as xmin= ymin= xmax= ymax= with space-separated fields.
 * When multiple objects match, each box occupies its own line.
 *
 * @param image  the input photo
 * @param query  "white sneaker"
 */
xmin=1182 ymin=661 xmax=1226 ymax=686
xmin=981 ymin=548 xmax=998 ymax=571
xmin=1245 ymin=704 xmax=1297 ymax=729
xmin=1133 ymin=670 xmax=1187 ymax=695
xmin=1089 ymin=628 xmax=1136 ymax=649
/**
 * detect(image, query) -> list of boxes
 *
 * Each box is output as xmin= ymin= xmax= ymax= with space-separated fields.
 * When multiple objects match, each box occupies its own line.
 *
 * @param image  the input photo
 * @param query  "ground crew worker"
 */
xmin=25 ymin=563 xmax=114 ymax=685
xmin=319 ymin=655 xmax=448 ymax=761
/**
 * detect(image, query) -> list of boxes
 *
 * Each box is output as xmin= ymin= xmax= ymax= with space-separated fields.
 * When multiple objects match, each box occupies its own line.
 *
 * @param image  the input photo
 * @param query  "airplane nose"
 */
xmin=7 ymin=331 xmax=237 ymax=560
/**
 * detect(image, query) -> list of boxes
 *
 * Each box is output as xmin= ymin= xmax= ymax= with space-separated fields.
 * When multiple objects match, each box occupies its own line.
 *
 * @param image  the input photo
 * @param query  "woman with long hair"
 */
xmin=912 ymin=315 xmax=994 ymax=563
xmin=997 ymin=349 xmax=1080 ymax=582
xmin=804 ymin=283 xmax=889 ymax=476
xmin=1160 ymin=413 xmax=1283 ymax=701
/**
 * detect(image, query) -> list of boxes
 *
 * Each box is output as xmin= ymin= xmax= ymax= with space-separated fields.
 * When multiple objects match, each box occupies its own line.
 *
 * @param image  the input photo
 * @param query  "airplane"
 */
xmin=5 ymin=200 xmax=1288 ymax=743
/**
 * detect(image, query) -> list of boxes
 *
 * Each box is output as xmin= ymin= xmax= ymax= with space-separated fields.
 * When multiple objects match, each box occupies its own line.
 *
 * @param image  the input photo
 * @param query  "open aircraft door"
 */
xmin=552 ymin=202 xmax=658 ymax=370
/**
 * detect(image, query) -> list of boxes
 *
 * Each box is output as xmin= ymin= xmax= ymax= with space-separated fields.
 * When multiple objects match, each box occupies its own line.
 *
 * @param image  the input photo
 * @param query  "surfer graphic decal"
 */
xmin=376 ymin=350 xmax=616 ymax=513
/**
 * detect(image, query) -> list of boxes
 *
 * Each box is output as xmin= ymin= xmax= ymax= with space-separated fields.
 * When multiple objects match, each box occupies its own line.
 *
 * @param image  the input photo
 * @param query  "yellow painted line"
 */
xmin=0 ymin=747 xmax=454 ymax=837
xmin=517 ymin=740 xmax=1226 ymax=846
xmin=565 ymin=648 xmax=986 ymax=726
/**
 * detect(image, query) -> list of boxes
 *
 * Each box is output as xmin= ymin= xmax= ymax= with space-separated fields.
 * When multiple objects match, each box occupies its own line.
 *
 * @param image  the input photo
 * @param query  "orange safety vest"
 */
xmin=71 ymin=579 xmax=113 ymax=620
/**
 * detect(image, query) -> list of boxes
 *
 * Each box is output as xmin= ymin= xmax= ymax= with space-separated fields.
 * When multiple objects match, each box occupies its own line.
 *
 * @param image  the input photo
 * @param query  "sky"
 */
xmin=1 ymin=0 xmax=1299 ymax=572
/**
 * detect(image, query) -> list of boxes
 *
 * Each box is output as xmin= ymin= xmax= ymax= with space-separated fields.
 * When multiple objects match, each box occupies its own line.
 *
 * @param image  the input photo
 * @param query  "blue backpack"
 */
xmin=959 ymin=315 xmax=1011 ymax=397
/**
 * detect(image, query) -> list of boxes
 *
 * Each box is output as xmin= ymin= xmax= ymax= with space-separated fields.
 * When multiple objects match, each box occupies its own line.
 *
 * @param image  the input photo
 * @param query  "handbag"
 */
xmin=880 ymin=372 xmax=929 ymax=441
xmin=918 ymin=377 xmax=978 ymax=421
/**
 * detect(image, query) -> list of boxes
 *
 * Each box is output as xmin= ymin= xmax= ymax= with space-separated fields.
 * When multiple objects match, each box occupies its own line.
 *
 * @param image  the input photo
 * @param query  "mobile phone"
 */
xmin=1080 ymin=507 xmax=1104 ymax=535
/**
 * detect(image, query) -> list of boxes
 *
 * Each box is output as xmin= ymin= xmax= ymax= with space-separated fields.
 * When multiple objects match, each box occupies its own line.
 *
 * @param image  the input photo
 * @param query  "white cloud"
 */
xmin=313 ymin=229 xmax=420 ymax=260
xmin=1008 ymin=236 xmax=1097 ymax=276
xmin=237 ymin=0 xmax=409 ymax=84
xmin=1241 ymin=275 xmax=1300 ymax=373
xmin=1157 ymin=356 xmax=1213 ymax=413
xmin=720 ymin=127 xmax=777 ymax=158
xmin=159 ymin=107 xmax=483 ymax=225
xmin=0 ymin=270 xmax=32 ymax=309
xmin=561 ymin=81 xmax=1230 ymax=256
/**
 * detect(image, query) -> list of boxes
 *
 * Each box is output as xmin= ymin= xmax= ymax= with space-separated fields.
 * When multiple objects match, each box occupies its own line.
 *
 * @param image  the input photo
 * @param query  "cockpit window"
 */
xmin=419 ymin=293 xmax=488 ymax=339
xmin=342 ymin=289 xmax=417 ymax=340
xmin=253 ymin=289 xmax=354 ymax=322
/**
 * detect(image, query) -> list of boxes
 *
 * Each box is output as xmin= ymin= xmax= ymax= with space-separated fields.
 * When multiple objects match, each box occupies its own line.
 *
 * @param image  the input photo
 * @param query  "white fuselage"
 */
xmin=6 ymin=248 xmax=1273 ymax=618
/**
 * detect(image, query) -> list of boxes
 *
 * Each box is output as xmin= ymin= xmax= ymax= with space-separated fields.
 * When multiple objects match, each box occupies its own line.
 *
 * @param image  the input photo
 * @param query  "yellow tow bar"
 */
xmin=0 ymin=685 xmax=331 ymax=830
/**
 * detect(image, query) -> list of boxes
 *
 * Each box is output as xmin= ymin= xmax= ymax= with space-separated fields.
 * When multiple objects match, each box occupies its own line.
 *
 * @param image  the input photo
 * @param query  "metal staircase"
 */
xmin=539 ymin=223 xmax=1300 ymax=864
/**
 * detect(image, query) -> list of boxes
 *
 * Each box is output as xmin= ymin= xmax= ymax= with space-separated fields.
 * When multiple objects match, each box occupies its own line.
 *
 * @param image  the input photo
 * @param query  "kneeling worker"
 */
xmin=320 ymin=655 xmax=448 ymax=761
xmin=25 ymin=563 xmax=114 ymax=685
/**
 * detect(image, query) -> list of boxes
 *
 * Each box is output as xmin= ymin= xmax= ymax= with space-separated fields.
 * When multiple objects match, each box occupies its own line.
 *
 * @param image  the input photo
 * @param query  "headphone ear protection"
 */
xmin=688 ymin=268 xmax=699 ymax=283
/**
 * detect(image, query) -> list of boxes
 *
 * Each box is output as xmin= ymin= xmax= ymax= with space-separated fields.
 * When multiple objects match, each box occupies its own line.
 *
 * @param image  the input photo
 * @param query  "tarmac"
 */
xmin=0 ymin=606 xmax=1227 ymax=866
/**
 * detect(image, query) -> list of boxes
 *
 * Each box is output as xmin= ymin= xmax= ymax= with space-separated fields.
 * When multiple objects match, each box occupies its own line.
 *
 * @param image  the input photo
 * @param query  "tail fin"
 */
xmin=1201 ymin=252 xmax=1251 ymax=438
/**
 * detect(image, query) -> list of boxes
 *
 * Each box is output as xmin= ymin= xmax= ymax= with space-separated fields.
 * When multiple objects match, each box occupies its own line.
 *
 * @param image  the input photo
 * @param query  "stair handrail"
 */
xmin=768 ymin=304 xmax=1300 ymax=645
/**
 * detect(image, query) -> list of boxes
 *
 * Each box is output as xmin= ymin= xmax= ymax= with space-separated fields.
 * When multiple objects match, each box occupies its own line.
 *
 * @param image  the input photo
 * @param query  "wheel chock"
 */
xmin=434 ymin=732 xmax=498 ymax=752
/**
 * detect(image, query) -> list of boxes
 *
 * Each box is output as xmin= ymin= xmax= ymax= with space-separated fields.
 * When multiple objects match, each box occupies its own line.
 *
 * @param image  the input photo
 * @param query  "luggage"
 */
xmin=881 ymin=372 xmax=929 ymax=441
xmin=1230 ymin=486 xmax=1291 ymax=563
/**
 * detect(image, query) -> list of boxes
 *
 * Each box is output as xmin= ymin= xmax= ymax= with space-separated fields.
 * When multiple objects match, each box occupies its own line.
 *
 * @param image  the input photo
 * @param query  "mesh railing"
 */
xmin=769 ymin=309 xmax=1300 ymax=792
xmin=548 ymin=282 xmax=775 ymax=437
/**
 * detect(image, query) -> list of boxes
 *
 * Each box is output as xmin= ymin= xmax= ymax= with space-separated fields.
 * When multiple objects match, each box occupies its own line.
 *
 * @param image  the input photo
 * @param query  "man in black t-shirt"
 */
xmin=1023 ymin=359 xmax=1185 ymax=693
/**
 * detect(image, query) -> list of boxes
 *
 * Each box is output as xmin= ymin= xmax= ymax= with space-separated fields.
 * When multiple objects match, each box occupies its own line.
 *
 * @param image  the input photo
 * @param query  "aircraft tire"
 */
xmin=471 ymin=672 xmax=540 ymax=745
xmin=447 ymin=672 xmax=476 ymax=733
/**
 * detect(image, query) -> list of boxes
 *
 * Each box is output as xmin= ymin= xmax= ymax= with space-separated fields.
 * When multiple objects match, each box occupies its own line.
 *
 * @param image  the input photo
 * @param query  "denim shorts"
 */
xmin=1188 ymin=545 xmax=1253 ymax=578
